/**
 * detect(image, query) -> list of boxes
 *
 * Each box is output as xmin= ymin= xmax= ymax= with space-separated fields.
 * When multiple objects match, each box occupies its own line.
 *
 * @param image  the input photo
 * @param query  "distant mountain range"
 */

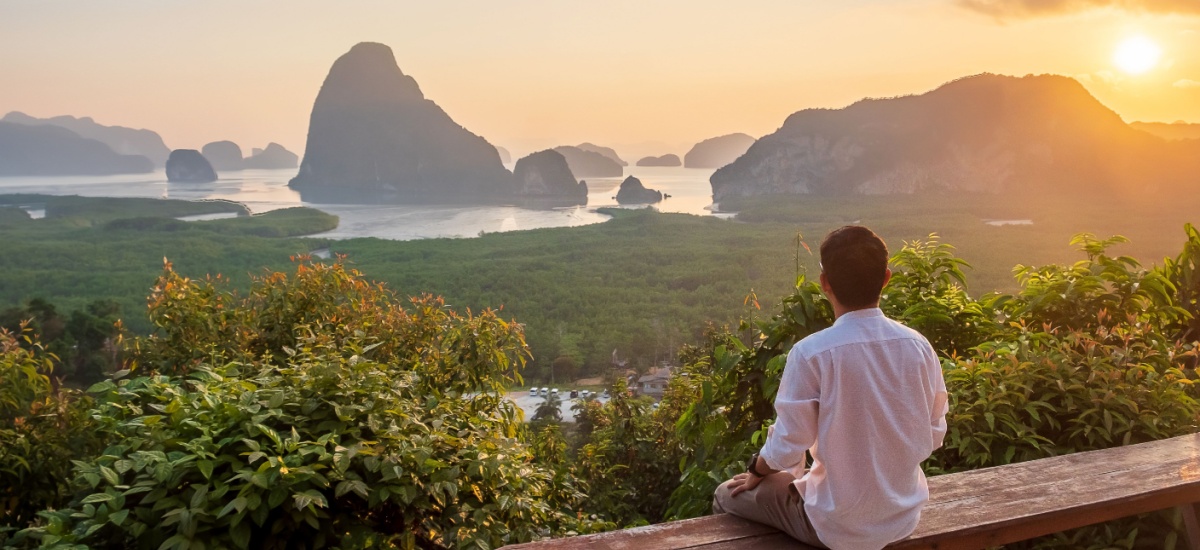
xmin=711 ymin=74 xmax=1200 ymax=200
xmin=0 ymin=121 xmax=154 ymax=176
xmin=3 ymin=111 xmax=171 ymax=168
xmin=1132 ymin=121 xmax=1200 ymax=141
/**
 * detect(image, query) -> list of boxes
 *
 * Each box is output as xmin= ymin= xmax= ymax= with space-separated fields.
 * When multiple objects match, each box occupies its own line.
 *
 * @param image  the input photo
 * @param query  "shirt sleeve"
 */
xmin=759 ymin=344 xmax=821 ymax=471
xmin=928 ymin=347 xmax=949 ymax=451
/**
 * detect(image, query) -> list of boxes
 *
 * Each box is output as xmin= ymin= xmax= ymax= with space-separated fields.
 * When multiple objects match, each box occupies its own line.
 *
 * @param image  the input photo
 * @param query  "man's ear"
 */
xmin=882 ymin=268 xmax=893 ymax=287
xmin=820 ymin=272 xmax=832 ymax=295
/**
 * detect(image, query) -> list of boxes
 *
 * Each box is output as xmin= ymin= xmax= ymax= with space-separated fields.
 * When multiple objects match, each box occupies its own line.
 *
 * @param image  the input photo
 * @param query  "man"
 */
xmin=713 ymin=225 xmax=949 ymax=549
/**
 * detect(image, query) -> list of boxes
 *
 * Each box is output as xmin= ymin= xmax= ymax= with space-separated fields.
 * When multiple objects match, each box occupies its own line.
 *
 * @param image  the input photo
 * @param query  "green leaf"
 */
xmin=198 ymin=460 xmax=214 ymax=480
xmin=81 ymin=492 xmax=116 ymax=504
xmin=110 ymin=509 xmax=130 ymax=526
xmin=100 ymin=465 xmax=120 ymax=486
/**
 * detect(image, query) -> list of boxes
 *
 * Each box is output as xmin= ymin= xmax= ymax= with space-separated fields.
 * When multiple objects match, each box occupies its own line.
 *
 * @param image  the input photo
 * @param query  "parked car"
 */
xmin=550 ymin=388 xmax=559 ymax=396
xmin=570 ymin=390 xmax=579 ymax=398
xmin=539 ymin=387 xmax=548 ymax=397
xmin=529 ymin=387 xmax=538 ymax=396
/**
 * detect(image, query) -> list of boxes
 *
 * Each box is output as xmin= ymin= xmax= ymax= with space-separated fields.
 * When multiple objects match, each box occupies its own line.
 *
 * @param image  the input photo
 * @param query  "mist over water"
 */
xmin=0 ymin=166 xmax=725 ymax=240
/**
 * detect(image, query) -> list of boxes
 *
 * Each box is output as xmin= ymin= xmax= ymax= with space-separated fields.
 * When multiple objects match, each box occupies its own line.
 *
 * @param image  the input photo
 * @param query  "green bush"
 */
xmin=0 ymin=328 xmax=102 ymax=537
xmin=17 ymin=260 xmax=589 ymax=549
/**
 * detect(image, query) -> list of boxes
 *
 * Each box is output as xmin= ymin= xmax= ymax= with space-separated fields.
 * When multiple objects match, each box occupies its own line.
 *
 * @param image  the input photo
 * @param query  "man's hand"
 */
xmin=727 ymin=472 xmax=764 ymax=498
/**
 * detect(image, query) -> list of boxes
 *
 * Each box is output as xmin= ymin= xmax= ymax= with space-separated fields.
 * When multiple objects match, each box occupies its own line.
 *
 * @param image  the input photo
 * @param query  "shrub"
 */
xmin=0 ymin=328 xmax=102 ymax=537
xmin=18 ymin=260 xmax=586 ymax=549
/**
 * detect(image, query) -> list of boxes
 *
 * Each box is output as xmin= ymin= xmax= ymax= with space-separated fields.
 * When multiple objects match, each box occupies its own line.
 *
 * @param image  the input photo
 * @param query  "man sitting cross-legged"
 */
xmin=713 ymin=225 xmax=949 ymax=550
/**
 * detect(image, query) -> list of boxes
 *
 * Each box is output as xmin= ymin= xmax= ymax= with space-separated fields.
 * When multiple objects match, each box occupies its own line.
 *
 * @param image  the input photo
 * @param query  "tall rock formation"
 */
xmin=576 ymin=142 xmax=628 ymax=166
xmin=711 ymin=74 xmax=1200 ymax=201
xmin=615 ymin=176 xmax=663 ymax=204
xmin=552 ymin=146 xmax=623 ymax=178
xmin=684 ymin=133 xmax=755 ymax=168
xmin=201 ymin=141 xmax=244 ymax=171
xmin=636 ymin=154 xmax=682 ymax=167
xmin=512 ymin=150 xmax=587 ymax=203
xmin=0 ymin=121 xmax=154 ymax=176
xmin=2 ymin=111 xmax=172 ymax=168
xmin=289 ymin=42 xmax=512 ymax=202
xmin=243 ymin=143 xmax=299 ymax=169
xmin=166 ymin=149 xmax=218 ymax=183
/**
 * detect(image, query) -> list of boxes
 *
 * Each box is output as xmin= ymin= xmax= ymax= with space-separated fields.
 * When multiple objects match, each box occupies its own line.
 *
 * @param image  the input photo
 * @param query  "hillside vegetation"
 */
xmin=3 ymin=226 xmax=1199 ymax=548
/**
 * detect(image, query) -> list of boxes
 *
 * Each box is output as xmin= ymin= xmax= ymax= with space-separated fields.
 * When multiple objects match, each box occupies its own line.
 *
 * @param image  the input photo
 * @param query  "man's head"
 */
xmin=819 ymin=225 xmax=890 ymax=309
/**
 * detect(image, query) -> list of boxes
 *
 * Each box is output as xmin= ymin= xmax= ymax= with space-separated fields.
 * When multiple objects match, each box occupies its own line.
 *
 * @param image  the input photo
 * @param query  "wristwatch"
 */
xmin=746 ymin=452 xmax=767 ymax=477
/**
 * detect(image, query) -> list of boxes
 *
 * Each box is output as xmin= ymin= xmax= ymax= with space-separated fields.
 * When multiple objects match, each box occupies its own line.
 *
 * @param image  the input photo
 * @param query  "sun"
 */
xmin=1113 ymin=36 xmax=1162 ymax=75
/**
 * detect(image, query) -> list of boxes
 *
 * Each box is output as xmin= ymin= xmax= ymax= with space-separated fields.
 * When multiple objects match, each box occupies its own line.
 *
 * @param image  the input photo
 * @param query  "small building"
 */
xmin=637 ymin=367 xmax=673 ymax=397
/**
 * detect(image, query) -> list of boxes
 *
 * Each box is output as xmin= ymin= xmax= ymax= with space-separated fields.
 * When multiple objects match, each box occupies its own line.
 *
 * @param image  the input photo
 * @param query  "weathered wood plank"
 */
xmin=503 ymin=514 xmax=781 ymax=550
xmin=892 ymin=433 xmax=1200 ymax=547
xmin=504 ymin=434 xmax=1200 ymax=549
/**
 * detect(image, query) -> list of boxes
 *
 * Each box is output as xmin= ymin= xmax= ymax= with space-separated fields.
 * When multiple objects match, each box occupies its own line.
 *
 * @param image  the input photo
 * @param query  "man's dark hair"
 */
xmin=819 ymin=225 xmax=889 ymax=308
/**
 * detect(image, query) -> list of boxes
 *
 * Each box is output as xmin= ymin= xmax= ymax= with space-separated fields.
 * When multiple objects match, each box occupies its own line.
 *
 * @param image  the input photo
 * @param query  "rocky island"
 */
xmin=636 ymin=154 xmax=681 ymax=167
xmin=615 ymin=176 xmax=663 ymax=204
xmin=512 ymin=150 xmax=587 ymax=204
xmin=166 ymin=149 xmax=218 ymax=183
xmin=288 ymin=42 xmax=513 ymax=203
xmin=201 ymin=141 xmax=244 ymax=171
xmin=576 ymin=142 xmax=627 ymax=166
xmin=684 ymin=133 xmax=755 ymax=168
xmin=552 ymin=146 xmax=624 ymax=178
xmin=711 ymin=73 xmax=1200 ymax=201
xmin=243 ymin=143 xmax=299 ymax=169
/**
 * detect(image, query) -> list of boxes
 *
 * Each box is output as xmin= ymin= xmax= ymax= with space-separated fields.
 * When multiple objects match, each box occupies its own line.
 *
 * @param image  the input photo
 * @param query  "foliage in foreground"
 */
xmin=0 ymin=329 xmax=104 ymax=536
xmin=5 ymin=224 xmax=1200 ymax=548
xmin=13 ymin=261 xmax=595 ymax=549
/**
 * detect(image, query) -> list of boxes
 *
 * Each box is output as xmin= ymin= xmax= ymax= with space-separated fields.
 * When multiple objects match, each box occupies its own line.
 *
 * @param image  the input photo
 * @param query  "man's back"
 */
xmin=764 ymin=309 xmax=948 ymax=549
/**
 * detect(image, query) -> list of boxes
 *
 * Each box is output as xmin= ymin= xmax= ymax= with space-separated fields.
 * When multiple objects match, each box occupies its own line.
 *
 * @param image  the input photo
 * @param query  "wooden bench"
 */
xmin=504 ymin=432 xmax=1200 ymax=549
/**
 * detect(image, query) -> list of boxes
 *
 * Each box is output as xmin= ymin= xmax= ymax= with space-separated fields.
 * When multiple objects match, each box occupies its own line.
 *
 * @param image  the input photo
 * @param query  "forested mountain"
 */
xmin=711 ymin=74 xmax=1200 ymax=200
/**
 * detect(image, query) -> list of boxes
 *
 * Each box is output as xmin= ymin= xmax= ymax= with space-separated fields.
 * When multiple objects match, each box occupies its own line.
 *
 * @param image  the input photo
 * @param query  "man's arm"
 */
xmin=758 ymin=346 xmax=821 ymax=472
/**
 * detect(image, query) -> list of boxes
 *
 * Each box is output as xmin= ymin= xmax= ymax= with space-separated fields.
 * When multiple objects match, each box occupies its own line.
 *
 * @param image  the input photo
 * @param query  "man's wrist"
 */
xmin=746 ymin=452 xmax=769 ymax=477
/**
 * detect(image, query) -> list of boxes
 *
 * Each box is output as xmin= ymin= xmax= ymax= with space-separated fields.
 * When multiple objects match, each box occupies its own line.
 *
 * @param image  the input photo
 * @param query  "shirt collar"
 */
xmin=833 ymin=307 xmax=884 ymax=326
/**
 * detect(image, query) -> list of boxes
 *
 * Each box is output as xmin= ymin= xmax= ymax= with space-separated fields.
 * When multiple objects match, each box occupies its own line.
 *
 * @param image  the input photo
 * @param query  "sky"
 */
xmin=2 ymin=0 xmax=1198 ymax=161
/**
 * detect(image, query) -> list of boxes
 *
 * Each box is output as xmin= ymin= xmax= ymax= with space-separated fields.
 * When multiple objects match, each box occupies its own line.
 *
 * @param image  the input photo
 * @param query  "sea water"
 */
xmin=0 ymin=166 xmax=726 ymax=241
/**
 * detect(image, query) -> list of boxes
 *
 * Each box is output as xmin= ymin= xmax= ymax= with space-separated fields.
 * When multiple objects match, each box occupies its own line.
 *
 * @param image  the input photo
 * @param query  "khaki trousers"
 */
xmin=713 ymin=472 xmax=827 ymax=548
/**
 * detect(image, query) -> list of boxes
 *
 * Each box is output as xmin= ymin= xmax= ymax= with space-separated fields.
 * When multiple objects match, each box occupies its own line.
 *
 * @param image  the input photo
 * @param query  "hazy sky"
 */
xmin=2 ymin=1 xmax=1198 ymax=160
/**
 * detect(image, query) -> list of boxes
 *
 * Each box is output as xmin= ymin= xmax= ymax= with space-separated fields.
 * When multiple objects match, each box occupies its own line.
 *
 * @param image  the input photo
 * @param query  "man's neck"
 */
xmin=832 ymin=302 xmax=880 ymax=320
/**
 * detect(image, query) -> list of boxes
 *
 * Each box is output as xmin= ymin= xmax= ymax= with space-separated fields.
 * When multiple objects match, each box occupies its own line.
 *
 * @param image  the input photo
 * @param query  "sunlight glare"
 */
xmin=1113 ymin=36 xmax=1161 ymax=75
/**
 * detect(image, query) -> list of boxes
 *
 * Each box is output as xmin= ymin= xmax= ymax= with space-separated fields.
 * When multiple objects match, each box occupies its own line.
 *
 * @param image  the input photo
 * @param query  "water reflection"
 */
xmin=0 ymin=166 xmax=724 ymax=241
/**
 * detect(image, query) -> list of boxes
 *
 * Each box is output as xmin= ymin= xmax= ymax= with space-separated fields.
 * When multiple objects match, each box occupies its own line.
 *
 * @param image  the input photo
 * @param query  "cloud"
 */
xmin=1175 ymin=79 xmax=1200 ymax=88
xmin=959 ymin=0 xmax=1200 ymax=19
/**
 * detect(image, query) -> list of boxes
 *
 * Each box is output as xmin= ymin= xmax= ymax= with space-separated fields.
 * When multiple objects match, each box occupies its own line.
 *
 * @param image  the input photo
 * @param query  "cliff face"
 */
xmin=243 ymin=143 xmax=299 ymax=169
xmin=512 ymin=150 xmax=587 ymax=203
xmin=289 ymin=42 xmax=512 ymax=202
xmin=2 ymin=111 xmax=172 ymax=168
xmin=711 ymin=74 xmax=1200 ymax=201
xmin=552 ymin=146 xmax=624 ymax=178
xmin=615 ymin=176 xmax=662 ymax=204
xmin=684 ymin=133 xmax=755 ymax=168
xmin=0 ymin=122 xmax=154 ymax=176
xmin=166 ymin=149 xmax=218 ymax=183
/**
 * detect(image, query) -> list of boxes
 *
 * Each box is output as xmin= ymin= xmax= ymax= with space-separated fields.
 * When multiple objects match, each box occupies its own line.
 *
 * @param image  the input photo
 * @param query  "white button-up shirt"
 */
xmin=759 ymin=308 xmax=949 ymax=550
